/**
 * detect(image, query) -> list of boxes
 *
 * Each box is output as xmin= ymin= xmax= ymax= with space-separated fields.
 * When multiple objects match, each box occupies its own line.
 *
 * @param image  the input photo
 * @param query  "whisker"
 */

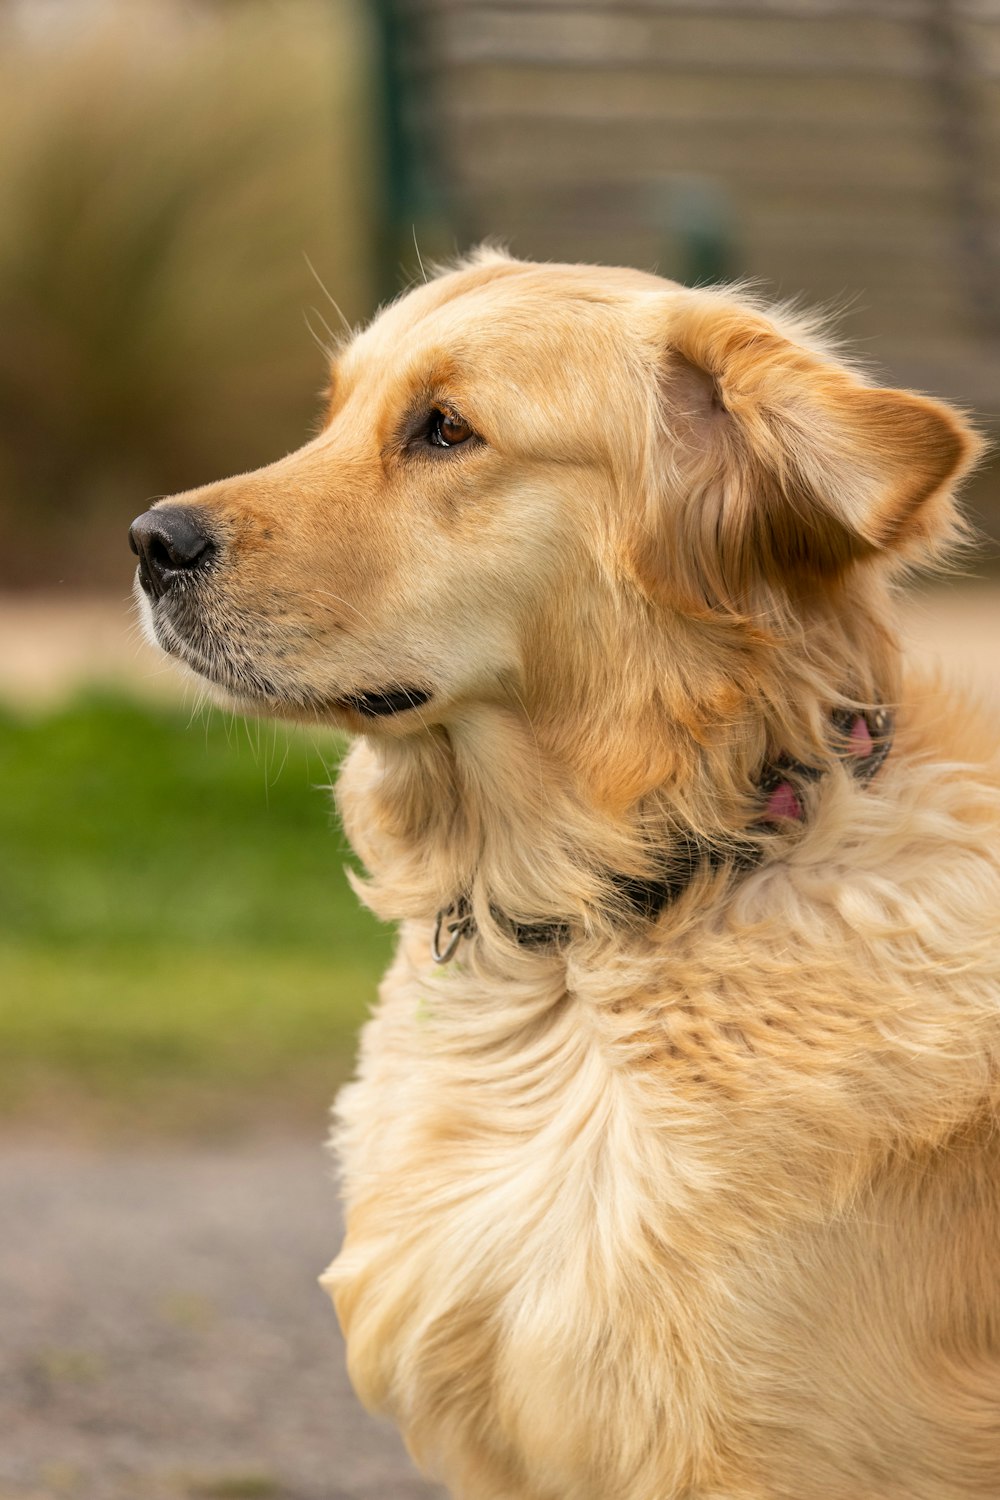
xmin=303 ymin=252 xmax=353 ymax=338
xmin=412 ymin=225 xmax=427 ymax=284
xmin=304 ymin=309 xmax=337 ymax=363
xmin=303 ymin=587 xmax=382 ymax=634
xmin=309 ymin=304 xmax=342 ymax=350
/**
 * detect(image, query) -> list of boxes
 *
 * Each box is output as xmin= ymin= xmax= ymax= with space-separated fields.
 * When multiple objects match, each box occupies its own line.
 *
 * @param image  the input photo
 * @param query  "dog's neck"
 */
xmin=337 ymin=576 xmax=902 ymax=948
xmin=339 ymin=706 xmax=652 ymax=937
xmin=338 ymin=694 xmax=894 ymax=955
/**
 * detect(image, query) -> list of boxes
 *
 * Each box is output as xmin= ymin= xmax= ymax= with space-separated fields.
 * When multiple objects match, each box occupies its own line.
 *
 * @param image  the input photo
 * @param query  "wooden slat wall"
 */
xmin=403 ymin=0 xmax=1000 ymax=415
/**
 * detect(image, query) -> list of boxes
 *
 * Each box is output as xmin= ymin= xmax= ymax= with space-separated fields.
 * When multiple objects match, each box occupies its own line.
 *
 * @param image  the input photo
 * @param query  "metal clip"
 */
xmin=431 ymin=902 xmax=470 ymax=964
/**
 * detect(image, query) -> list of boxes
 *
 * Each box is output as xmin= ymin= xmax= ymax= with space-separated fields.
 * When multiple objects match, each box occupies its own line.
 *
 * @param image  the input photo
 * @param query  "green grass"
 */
xmin=0 ymin=695 xmax=392 ymax=1133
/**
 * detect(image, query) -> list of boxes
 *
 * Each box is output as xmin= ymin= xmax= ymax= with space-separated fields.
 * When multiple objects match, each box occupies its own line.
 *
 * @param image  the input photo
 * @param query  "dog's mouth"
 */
xmin=138 ymin=586 xmax=433 ymax=722
xmin=337 ymin=688 xmax=432 ymax=718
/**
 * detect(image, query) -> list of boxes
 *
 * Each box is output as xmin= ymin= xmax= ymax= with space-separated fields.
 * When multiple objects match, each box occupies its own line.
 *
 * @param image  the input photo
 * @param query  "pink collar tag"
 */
xmin=762 ymin=713 xmax=884 ymax=823
xmin=764 ymin=780 xmax=803 ymax=821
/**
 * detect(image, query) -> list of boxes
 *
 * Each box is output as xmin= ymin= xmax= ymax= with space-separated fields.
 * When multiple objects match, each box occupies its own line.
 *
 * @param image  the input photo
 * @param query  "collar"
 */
xmin=431 ymin=706 xmax=893 ymax=963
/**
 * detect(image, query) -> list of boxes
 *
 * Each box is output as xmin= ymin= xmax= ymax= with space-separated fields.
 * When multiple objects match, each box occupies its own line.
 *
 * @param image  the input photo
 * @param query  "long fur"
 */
xmin=139 ymin=253 xmax=1000 ymax=1499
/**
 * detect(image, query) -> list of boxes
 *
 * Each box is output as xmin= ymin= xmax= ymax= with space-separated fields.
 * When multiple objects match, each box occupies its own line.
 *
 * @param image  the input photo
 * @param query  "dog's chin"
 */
xmin=215 ymin=681 xmax=436 ymax=729
xmin=137 ymin=589 xmax=433 ymax=727
xmin=219 ymin=679 xmax=435 ymax=730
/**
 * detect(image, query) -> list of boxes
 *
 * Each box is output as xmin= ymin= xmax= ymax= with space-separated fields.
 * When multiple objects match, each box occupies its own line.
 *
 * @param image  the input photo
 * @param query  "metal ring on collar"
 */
xmin=431 ymin=905 xmax=467 ymax=964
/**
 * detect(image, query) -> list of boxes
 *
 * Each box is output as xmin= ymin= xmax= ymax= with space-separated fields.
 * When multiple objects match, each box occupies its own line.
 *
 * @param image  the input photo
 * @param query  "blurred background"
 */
xmin=0 ymin=2 xmax=998 ymax=1498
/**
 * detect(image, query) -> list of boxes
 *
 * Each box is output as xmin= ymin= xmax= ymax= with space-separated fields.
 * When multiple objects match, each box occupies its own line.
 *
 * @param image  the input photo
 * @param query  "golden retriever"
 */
xmin=131 ymin=251 xmax=1000 ymax=1499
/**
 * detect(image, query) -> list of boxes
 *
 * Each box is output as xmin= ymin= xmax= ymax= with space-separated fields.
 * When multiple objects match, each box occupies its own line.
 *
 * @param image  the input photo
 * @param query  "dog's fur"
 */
xmin=138 ymin=253 xmax=1000 ymax=1499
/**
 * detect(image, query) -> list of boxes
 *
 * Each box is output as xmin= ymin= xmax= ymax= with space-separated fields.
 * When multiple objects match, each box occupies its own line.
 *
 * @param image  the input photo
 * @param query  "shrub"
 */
xmin=0 ymin=0 xmax=374 ymax=589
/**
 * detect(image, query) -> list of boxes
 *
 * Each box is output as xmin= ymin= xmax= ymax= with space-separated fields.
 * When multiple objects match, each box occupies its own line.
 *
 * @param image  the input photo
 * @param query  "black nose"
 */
xmin=129 ymin=507 xmax=215 ymax=599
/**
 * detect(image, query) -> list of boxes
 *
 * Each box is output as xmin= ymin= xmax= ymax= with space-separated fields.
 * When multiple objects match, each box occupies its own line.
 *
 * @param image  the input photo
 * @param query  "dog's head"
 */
xmin=131 ymin=251 xmax=978 ymax=785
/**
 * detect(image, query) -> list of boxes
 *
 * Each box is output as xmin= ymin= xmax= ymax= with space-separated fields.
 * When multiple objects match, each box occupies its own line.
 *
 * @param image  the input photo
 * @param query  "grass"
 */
xmin=0 ymin=695 xmax=393 ymax=1136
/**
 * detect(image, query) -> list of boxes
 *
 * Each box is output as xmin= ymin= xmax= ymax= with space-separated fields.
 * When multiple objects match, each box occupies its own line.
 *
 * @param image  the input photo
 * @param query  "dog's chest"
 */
xmin=324 ymin=941 xmax=726 ymax=1494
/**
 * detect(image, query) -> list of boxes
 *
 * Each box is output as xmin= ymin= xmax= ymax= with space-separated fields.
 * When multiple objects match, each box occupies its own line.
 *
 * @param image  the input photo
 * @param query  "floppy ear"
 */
xmin=645 ymin=291 xmax=981 ymax=602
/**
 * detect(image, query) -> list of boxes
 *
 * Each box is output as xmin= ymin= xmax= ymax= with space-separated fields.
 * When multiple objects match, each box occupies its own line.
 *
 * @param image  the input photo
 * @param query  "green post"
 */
xmin=369 ymin=0 xmax=454 ymax=304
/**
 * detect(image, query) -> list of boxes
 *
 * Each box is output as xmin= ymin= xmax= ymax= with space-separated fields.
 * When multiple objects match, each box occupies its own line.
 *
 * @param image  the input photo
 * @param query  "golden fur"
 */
xmin=139 ymin=253 xmax=1000 ymax=1498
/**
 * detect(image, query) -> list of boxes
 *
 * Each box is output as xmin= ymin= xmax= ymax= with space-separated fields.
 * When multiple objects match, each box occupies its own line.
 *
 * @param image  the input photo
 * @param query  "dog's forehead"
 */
xmin=337 ymin=261 xmax=674 ymax=394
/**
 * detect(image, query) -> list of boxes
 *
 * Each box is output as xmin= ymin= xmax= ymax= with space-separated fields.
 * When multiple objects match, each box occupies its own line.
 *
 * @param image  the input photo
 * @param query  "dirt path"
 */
xmin=0 ymin=1141 xmax=444 ymax=1500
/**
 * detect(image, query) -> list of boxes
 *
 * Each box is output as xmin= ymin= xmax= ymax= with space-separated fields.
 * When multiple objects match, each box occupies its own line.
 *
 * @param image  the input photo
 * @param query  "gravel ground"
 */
xmin=0 ymin=1141 xmax=445 ymax=1500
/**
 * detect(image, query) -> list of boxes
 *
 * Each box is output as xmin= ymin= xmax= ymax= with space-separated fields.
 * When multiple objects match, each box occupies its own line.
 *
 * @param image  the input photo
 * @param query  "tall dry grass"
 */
xmin=0 ymin=0 xmax=374 ymax=590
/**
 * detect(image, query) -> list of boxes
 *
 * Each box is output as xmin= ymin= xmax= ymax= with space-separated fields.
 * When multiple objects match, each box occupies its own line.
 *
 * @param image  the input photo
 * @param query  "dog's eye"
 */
xmin=428 ymin=408 xmax=474 ymax=449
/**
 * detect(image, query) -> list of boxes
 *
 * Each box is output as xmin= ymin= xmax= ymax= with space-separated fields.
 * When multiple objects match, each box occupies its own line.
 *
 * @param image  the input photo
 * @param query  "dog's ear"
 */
xmin=641 ymin=291 xmax=981 ymax=603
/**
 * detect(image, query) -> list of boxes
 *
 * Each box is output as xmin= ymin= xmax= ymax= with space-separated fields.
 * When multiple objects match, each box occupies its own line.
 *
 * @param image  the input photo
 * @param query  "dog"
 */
xmin=130 ymin=251 xmax=1000 ymax=1499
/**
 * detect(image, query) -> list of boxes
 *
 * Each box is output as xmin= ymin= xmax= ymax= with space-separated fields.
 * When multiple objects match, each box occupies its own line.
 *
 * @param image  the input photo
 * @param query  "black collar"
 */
xmin=431 ymin=707 xmax=893 ymax=962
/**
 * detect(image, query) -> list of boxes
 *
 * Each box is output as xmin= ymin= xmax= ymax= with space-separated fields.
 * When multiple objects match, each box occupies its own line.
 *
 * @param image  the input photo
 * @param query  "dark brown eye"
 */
xmin=429 ymin=408 xmax=474 ymax=448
